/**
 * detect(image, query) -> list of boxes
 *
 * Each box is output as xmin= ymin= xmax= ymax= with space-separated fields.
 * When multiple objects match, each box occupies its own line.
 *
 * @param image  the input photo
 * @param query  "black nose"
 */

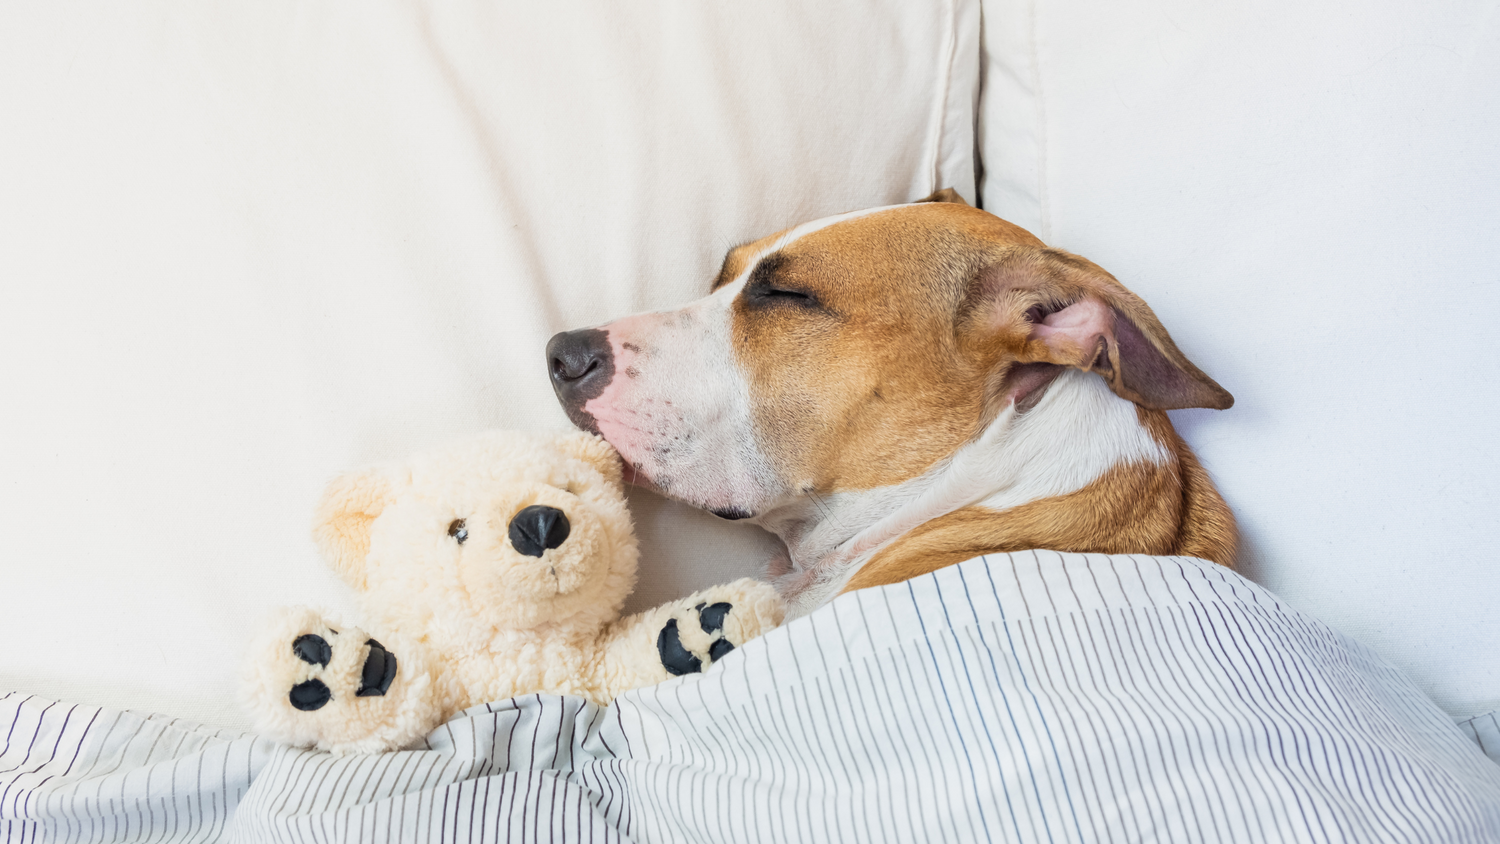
xmin=546 ymin=330 xmax=614 ymax=426
xmin=508 ymin=505 xmax=571 ymax=557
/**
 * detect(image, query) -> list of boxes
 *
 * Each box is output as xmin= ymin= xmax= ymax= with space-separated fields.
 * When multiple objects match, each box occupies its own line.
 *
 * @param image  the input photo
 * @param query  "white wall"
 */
xmin=979 ymin=0 xmax=1500 ymax=715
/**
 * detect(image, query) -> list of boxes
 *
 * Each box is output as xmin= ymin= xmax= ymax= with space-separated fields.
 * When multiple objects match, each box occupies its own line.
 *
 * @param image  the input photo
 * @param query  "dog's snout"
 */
xmin=508 ymin=504 xmax=572 ymax=558
xmin=547 ymin=329 xmax=613 ymax=395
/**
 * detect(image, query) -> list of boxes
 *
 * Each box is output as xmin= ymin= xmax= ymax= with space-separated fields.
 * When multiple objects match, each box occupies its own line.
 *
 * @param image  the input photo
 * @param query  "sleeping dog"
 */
xmin=547 ymin=190 xmax=1235 ymax=618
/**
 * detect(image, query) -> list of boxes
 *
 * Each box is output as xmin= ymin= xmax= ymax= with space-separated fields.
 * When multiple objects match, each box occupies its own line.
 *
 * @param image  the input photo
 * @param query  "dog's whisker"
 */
xmin=806 ymin=488 xmax=841 ymax=534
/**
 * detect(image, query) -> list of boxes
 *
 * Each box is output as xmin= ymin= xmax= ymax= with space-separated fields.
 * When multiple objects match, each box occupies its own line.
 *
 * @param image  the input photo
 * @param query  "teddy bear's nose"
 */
xmin=508 ymin=505 xmax=571 ymax=557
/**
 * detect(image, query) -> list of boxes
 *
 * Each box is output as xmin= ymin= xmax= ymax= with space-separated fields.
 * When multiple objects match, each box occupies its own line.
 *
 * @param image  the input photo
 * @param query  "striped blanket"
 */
xmin=4 ymin=552 xmax=1499 ymax=843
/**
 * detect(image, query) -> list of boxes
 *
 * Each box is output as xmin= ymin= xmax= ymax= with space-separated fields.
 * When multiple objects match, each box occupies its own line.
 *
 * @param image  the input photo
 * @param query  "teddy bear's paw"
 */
xmin=242 ymin=607 xmax=438 ymax=753
xmin=655 ymin=582 xmax=785 ymax=676
xmin=656 ymin=603 xmax=734 ymax=676
xmin=287 ymin=630 xmax=397 ymax=711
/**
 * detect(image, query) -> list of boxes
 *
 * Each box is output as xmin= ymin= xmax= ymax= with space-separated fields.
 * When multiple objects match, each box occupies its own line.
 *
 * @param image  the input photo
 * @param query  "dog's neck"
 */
xmin=755 ymin=369 xmax=1171 ymax=617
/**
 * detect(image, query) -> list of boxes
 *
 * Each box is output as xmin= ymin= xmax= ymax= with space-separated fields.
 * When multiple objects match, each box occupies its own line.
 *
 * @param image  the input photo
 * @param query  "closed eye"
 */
xmin=743 ymin=253 xmax=819 ymax=309
xmin=756 ymin=287 xmax=813 ymax=303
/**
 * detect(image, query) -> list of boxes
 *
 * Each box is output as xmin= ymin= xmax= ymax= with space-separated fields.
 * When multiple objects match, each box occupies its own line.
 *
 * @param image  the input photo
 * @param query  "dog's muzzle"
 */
xmin=546 ymin=328 xmax=613 ymax=432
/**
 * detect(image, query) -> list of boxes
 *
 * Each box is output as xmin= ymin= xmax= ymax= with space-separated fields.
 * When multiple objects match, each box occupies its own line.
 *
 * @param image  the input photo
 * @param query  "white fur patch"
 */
xmin=770 ymin=370 xmax=1171 ymax=617
xmin=584 ymin=271 xmax=786 ymax=513
xmin=970 ymin=369 xmax=1170 ymax=511
xmin=766 ymin=203 xmax=911 ymax=256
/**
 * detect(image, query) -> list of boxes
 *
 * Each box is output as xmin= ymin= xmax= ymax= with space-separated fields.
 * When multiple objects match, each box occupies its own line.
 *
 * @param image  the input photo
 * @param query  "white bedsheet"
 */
xmin=4 ymin=553 xmax=1498 ymax=843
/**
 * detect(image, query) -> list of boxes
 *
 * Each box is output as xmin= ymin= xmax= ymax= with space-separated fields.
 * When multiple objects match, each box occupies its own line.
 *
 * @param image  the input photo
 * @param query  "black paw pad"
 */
xmin=292 ymin=634 xmax=332 ymax=667
xmin=290 ymin=679 xmax=331 ymax=711
xmin=708 ymin=638 xmax=735 ymax=662
xmin=657 ymin=618 xmax=703 ymax=676
xmin=356 ymin=639 xmax=398 ymax=697
xmin=698 ymin=602 xmax=733 ymax=634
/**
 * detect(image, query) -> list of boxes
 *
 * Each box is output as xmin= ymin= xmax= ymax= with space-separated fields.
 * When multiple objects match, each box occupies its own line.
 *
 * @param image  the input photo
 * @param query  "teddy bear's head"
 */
xmin=312 ymin=430 xmax=638 ymax=644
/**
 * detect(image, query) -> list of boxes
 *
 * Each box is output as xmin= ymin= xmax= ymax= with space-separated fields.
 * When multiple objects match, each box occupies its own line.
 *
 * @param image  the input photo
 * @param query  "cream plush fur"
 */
xmin=242 ymin=430 xmax=784 ymax=754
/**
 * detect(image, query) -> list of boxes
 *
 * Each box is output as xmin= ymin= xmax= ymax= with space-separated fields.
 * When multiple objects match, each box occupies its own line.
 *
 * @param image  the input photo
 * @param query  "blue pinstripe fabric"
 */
xmin=4 ymin=552 xmax=1499 ymax=842
xmin=1460 ymin=712 xmax=1500 ymax=767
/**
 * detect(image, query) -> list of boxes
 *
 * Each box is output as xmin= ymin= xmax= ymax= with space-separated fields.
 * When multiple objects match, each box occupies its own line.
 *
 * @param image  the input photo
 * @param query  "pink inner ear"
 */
xmin=1026 ymin=296 xmax=1232 ymax=410
xmin=1031 ymin=297 xmax=1113 ymax=363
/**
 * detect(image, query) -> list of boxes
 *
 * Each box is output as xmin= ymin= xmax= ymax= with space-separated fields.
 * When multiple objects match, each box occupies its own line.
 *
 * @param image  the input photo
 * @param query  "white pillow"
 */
xmin=977 ymin=0 xmax=1500 ymax=715
xmin=0 ymin=0 xmax=979 ymax=729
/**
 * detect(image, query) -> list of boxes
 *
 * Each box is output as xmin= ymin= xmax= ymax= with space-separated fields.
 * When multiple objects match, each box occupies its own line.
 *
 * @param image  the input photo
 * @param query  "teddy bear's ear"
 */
xmin=557 ymin=431 xmax=623 ymax=485
xmin=311 ymin=467 xmax=397 ymax=590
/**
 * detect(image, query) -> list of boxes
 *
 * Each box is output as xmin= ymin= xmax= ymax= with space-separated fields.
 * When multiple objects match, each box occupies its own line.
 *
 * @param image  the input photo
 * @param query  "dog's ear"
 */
xmin=966 ymin=247 xmax=1232 ymax=411
xmin=312 ymin=467 xmax=399 ymax=590
xmin=916 ymin=187 xmax=970 ymax=206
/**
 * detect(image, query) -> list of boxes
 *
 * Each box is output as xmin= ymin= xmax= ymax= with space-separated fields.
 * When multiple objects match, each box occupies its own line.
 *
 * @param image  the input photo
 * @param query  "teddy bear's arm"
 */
xmin=592 ymin=578 xmax=786 ymax=700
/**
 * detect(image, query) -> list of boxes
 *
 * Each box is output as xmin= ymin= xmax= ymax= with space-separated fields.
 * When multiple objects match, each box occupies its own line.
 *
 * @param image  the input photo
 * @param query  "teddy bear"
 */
xmin=241 ymin=429 xmax=784 ymax=753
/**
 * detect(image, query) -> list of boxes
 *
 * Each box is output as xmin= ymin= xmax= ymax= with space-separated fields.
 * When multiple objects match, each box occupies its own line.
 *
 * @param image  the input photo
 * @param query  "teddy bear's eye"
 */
xmin=448 ymin=519 xmax=468 ymax=544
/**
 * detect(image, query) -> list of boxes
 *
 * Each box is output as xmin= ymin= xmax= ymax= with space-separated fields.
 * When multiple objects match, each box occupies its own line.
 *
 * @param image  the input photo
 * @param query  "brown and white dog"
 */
xmin=547 ymin=190 xmax=1236 ymax=618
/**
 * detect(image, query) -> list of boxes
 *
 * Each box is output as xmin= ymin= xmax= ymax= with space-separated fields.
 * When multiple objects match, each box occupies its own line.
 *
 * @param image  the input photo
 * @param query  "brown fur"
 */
xmin=844 ymin=411 xmax=1237 ymax=591
xmin=729 ymin=207 xmax=1050 ymax=492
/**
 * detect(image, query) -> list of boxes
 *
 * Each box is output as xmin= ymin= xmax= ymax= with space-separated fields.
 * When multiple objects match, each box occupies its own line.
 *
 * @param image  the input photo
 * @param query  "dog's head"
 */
xmin=547 ymin=191 xmax=1230 ymax=523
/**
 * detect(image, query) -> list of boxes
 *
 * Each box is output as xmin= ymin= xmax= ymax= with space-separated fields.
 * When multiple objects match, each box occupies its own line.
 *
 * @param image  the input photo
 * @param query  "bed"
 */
xmin=6 ymin=553 xmax=1500 ymax=842
xmin=2 ymin=0 xmax=1498 ymax=840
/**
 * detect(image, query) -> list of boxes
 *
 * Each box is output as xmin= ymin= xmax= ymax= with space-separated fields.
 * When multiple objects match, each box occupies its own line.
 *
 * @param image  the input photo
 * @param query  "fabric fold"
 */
xmin=5 ymin=552 xmax=1499 ymax=843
